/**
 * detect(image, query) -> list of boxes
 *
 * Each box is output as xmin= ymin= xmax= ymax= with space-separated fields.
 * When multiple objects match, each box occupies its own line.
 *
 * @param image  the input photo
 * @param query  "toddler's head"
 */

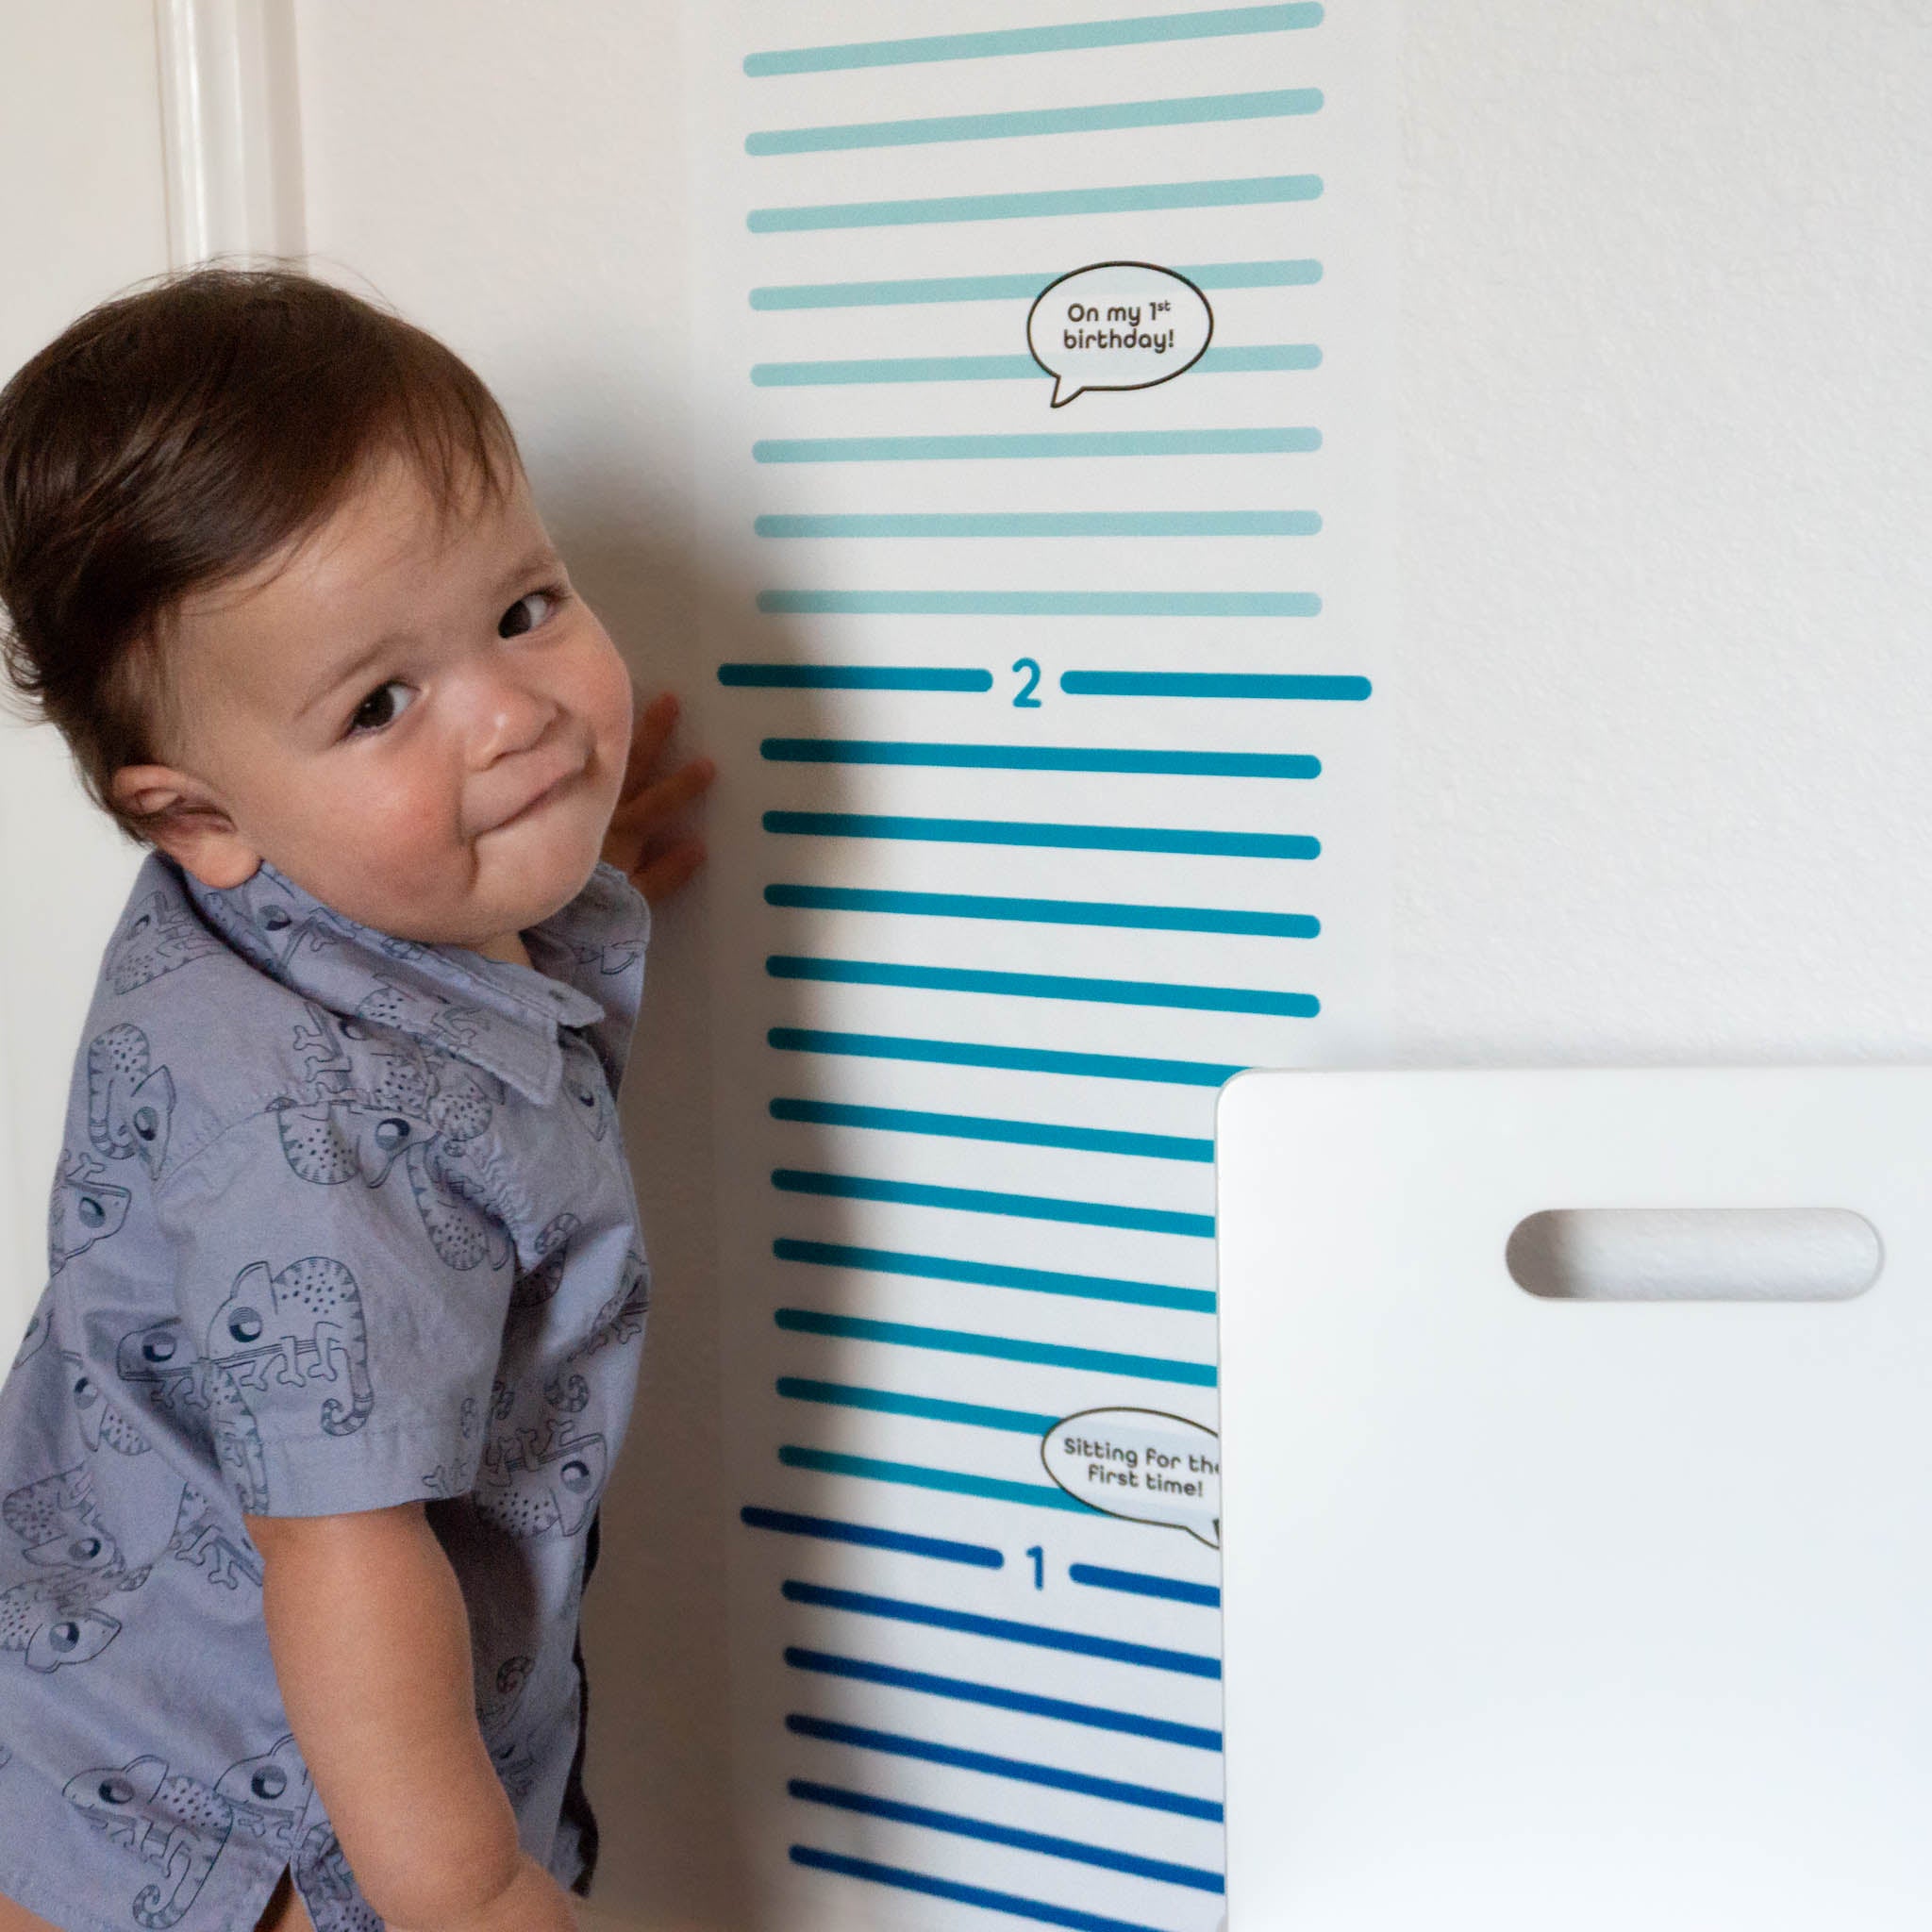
xmin=0 ymin=264 xmax=635 ymax=957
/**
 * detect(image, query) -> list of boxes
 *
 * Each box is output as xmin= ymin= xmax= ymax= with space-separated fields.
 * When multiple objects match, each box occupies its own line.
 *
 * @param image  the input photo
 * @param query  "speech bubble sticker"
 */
xmin=1026 ymin=261 xmax=1214 ymax=408
xmin=1041 ymin=1407 xmax=1221 ymax=1547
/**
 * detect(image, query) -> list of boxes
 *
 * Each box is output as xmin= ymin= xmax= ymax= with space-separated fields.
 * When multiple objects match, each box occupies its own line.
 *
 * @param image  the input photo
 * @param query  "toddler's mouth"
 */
xmin=491 ymin=758 xmax=585 ymax=830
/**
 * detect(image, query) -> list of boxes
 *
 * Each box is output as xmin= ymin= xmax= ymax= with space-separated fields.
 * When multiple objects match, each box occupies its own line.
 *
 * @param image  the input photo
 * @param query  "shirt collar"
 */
xmin=174 ymin=855 xmax=646 ymax=1108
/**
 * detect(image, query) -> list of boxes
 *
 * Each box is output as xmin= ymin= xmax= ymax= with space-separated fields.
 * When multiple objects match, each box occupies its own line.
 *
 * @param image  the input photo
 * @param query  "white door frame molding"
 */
xmin=154 ymin=0 xmax=305 ymax=267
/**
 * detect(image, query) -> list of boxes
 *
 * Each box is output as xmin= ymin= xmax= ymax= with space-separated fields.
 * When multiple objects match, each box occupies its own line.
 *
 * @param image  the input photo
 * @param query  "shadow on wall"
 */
xmin=553 ymin=476 xmax=862 ymax=1928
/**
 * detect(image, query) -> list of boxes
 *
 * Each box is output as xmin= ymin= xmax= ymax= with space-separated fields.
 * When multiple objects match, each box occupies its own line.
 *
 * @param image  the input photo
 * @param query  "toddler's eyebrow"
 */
xmin=293 ymin=542 xmax=563 ymax=721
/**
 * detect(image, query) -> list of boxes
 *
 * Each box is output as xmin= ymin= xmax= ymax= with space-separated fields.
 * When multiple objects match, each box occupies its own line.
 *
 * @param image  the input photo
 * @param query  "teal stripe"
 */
xmin=755 ymin=427 xmax=1316 ymax=463
xmin=718 ymin=664 xmax=991 ymax=691
xmin=770 ymin=1096 xmax=1212 ymax=1164
xmin=748 ymin=175 xmax=1322 ymax=234
xmin=768 ymin=956 xmax=1320 ymax=1019
xmin=759 ymin=739 xmax=1318 ymax=776
xmin=772 ymin=1168 xmax=1216 ymax=1239
xmin=768 ymin=1029 xmax=1243 ymax=1089
xmin=780 ymin=1445 xmax=1091 ymax=1514
xmin=764 ymin=885 xmax=1320 ymax=940
xmin=762 ymin=810 xmax=1319 ymax=859
xmin=757 ymin=591 xmax=1318 ymax=618
xmin=752 ymin=258 xmax=1321 ymax=309
xmin=779 ymin=1378 xmax=1058 ymax=1436
xmin=1062 ymin=671 xmax=1371 ymax=700
xmin=777 ymin=1307 xmax=1217 ymax=1387
xmin=774 ymin=1237 xmax=1216 ymax=1315
xmin=754 ymin=510 xmax=1321 ymax=539
xmin=750 ymin=344 xmax=1319 ymax=387
xmin=747 ymin=89 xmax=1321 ymax=156
xmin=745 ymin=8 xmax=1323 ymax=76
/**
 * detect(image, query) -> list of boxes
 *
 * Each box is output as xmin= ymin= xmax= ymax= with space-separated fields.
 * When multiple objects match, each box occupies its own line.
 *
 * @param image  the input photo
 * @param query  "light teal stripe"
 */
xmin=757 ymin=591 xmax=1320 ymax=618
xmin=751 ymin=258 xmax=1321 ymax=309
xmin=748 ymin=175 xmax=1322 ymax=234
xmin=750 ymin=344 xmax=1319 ymax=387
xmin=779 ymin=1445 xmax=1091 ymax=1514
xmin=754 ymin=511 xmax=1321 ymax=539
xmin=769 ymin=1096 xmax=1212 ymax=1164
xmin=777 ymin=1307 xmax=1218 ymax=1387
xmin=773 ymin=1237 xmax=1217 ymax=1316
xmin=745 ymin=6 xmax=1324 ymax=76
xmin=779 ymin=1378 xmax=1058 ymax=1436
xmin=746 ymin=89 xmax=1321 ymax=157
xmin=755 ymin=427 xmax=1317 ymax=463
xmin=765 ymin=885 xmax=1320 ymax=941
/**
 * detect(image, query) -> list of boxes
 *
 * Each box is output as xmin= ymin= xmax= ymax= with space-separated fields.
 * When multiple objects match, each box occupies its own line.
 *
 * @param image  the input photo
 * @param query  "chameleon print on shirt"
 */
xmin=48 ymin=1151 xmax=131 ymax=1276
xmin=86 ymin=1023 xmax=176 ymax=1179
xmin=115 ymin=1320 xmax=272 ymax=1514
xmin=105 ymin=891 xmax=225 ymax=997
xmin=65 ymin=1734 xmax=310 ymax=1928
xmin=206 ymin=1257 xmax=374 ymax=1439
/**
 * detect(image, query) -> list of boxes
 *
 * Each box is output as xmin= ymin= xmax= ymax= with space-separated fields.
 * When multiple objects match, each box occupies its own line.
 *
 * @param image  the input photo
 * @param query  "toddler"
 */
xmin=0 ymin=266 xmax=712 ymax=1931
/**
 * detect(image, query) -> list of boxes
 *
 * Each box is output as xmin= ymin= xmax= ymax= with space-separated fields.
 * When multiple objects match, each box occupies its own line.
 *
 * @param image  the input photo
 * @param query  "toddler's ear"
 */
xmin=108 ymin=763 xmax=264 ymax=890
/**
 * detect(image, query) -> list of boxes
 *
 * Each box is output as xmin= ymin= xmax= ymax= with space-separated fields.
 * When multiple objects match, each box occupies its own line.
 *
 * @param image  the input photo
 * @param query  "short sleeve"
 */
xmin=143 ymin=1101 xmax=514 ymax=1517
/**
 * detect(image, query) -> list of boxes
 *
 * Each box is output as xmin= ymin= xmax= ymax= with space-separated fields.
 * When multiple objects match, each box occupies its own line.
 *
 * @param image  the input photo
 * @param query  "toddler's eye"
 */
xmin=347 ymin=680 xmax=414 ymax=737
xmin=499 ymin=588 xmax=560 ymax=639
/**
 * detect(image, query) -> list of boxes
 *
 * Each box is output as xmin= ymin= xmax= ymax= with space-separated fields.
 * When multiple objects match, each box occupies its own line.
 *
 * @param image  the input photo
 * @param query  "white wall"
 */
xmin=3 ymin=4 xmax=1929 ymax=1927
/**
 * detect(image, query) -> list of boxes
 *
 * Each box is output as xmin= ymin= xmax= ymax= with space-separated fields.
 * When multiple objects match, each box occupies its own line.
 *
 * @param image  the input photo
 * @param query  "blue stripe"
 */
xmin=779 ymin=1377 xmax=1057 ymax=1436
xmin=750 ymin=344 xmax=1320 ymax=387
xmin=748 ymin=173 xmax=1322 ymax=234
xmin=757 ymin=589 xmax=1319 ymax=618
xmin=791 ymin=1783 xmax=1224 ymax=1893
xmin=782 ymin=1579 xmax=1222 ymax=1679
xmin=765 ymin=886 xmax=1319 ymax=940
xmin=756 ymin=427 xmax=1317 ymax=463
xmin=785 ymin=1646 xmax=1223 ymax=1750
xmin=774 ymin=1306 xmax=1216 ymax=1386
xmin=767 ymin=956 xmax=1320 ymax=1020
xmin=754 ymin=509 xmax=1321 ymax=537
xmin=746 ymin=7 xmax=1324 ymax=76
xmin=718 ymin=663 xmax=991 ymax=691
xmin=762 ymin=811 xmax=1319 ymax=859
xmin=748 ymin=88 xmax=1320 ymax=155
xmin=780 ymin=1445 xmax=1092 ymax=1513
xmin=1062 ymin=670 xmax=1372 ymax=701
xmin=785 ymin=1714 xmax=1224 ymax=1822
xmin=768 ymin=1027 xmax=1244 ymax=1089
xmin=791 ymin=1847 xmax=1170 ymax=1932
xmin=739 ymin=1506 xmax=1003 ymax=1569
xmin=769 ymin=1096 xmax=1211 ymax=1163
xmin=1070 ymin=1563 xmax=1222 ymax=1608
xmin=751 ymin=258 xmax=1321 ymax=309
xmin=773 ymin=1237 xmax=1216 ymax=1316
xmin=759 ymin=739 xmax=1318 ymax=777
xmin=772 ymin=1169 xmax=1216 ymax=1239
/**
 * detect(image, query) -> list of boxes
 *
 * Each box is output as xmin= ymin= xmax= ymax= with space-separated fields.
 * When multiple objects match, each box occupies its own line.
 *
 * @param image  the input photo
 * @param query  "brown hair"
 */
xmin=0 ymin=260 xmax=522 ymax=845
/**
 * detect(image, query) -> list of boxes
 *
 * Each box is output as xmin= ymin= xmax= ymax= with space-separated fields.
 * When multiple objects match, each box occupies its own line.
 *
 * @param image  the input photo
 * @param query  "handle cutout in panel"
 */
xmin=1507 ymin=1208 xmax=1881 ymax=1302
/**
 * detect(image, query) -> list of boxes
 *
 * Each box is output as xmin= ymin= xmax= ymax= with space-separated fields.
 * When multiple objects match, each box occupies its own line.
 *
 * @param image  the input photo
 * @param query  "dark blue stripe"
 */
xmin=784 ymin=1714 xmax=1224 ymax=1821
xmin=1070 ymin=1562 xmax=1221 ymax=1607
xmin=758 ymin=738 xmax=1319 ymax=778
xmin=790 ymin=1847 xmax=1170 ymax=1932
xmin=772 ymin=1167 xmax=1217 ymax=1239
xmin=768 ymin=1026 xmax=1243 ymax=1088
xmin=791 ymin=1782 xmax=1224 ymax=1893
xmin=783 ymin=1648 xmax=1223 ymax=1750
xmin=781 ymin=1579 xmax=1222 ymax=1678
xmin=739 ymin=1506 xmax=1003 ymax=1569
xmin=773 ymin=1235 xmax=1216 ymax=1315
xmin=1062 ymin=670 xmax=1371 ymax=701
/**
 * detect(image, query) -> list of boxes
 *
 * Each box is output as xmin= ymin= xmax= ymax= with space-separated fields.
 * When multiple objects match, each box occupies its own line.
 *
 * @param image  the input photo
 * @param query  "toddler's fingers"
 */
xmin=631 ymin=836 xmax=708 ymax=905
xmin=608 ymin=754 xmax=714 ymax=834
xmin=616 ymin=690 xmax=680 ymax=798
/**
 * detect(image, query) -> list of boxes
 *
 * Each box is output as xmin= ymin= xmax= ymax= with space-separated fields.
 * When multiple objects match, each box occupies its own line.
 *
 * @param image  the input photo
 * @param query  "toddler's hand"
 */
xmin=600 ymin=689 xmax=714 ymax=905
xmin=388 ymin=1850 xmax=577 ymax=1932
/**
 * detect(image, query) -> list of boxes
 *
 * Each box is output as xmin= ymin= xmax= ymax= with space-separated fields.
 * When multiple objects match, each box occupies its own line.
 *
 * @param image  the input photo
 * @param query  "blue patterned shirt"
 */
xmin=0 ymin=848 xmax=651 ymax=1930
